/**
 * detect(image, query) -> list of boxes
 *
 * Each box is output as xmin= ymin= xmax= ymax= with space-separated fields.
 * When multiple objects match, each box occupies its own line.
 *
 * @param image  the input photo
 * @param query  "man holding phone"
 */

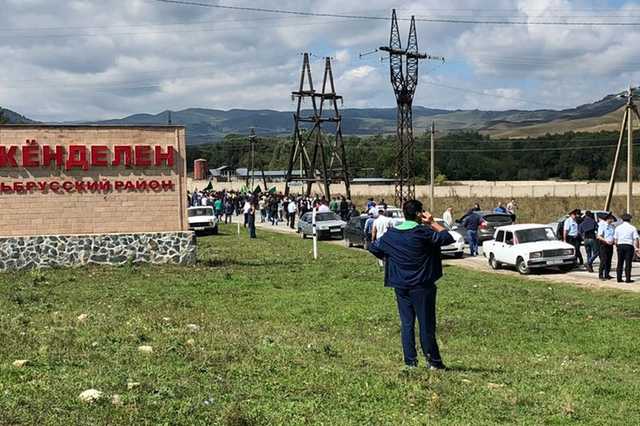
xmin=369 ymin=200 xmax=454 ymax=370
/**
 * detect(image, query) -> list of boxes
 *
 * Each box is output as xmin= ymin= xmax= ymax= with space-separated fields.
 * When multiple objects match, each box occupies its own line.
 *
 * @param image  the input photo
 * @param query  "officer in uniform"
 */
xmin=563 ymin=209 xmax=583 ymax=265
xmin=614 ymin=213 xmax=639 ymax=283
xmin=596 ymin=212 xmax=616 ymax=280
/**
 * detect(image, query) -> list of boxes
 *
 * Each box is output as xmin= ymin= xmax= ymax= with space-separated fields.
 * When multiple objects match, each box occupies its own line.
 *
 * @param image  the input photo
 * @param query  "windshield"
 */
xmin=515 ymin=228 xmax=556 ymax=243
xmin=315 ymin=212 xmax=341 ymax=221
xmin=188 ymin=208 xmax=213 ymax=217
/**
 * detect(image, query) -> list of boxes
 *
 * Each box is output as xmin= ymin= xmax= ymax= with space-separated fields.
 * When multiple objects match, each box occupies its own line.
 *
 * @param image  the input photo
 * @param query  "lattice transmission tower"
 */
xmin=380 ymin=9 xmax=443 ymax=206
xmin=284 ymin=53 xmax=351 ymax=199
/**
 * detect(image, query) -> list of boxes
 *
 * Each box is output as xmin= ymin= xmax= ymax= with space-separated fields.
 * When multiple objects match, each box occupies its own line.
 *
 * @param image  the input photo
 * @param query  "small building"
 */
xmin=209 ymin=165 xmax=235 ymax=182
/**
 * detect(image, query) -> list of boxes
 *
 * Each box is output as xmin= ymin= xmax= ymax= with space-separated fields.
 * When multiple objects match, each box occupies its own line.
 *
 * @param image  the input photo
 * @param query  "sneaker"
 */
xmin=586 ymin=265 xmax=594 ymax=273
xmin=625 ymin=280 xmax=635 ymax=283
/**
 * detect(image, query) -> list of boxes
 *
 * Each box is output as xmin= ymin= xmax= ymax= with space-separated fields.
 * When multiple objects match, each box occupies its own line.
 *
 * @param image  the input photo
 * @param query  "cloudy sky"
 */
xmin=0 ymin=0 xmax=639 ymax=122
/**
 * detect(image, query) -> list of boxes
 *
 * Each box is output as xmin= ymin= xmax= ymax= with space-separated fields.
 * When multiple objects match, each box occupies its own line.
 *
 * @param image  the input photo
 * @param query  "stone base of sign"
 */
xmin=0 ymin=231 xmax=196 ymax=271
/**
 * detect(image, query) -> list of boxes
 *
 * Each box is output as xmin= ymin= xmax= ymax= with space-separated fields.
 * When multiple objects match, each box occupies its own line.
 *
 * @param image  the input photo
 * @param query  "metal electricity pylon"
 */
xmin=247 ymin=128 xmax=268 ymax=191
xmin=604 ymin=86 xmax=640 ymax=213
xmin=380 ymin=9 xmax=443 ymax=206
xmin=284 ymin=53 xmax=351 ymax=199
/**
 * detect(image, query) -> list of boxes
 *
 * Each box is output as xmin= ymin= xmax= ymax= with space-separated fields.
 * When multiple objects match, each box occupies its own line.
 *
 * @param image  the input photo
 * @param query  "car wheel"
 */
xmin=517 ymin=257 xmax=530 ymax=275
xmin=489 ymin=254 xmax=501 ymax=270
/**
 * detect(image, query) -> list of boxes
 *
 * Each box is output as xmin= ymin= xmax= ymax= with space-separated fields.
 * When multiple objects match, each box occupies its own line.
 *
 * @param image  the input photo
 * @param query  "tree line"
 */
xmin=187 ymin=130 xmax=632 ymax=182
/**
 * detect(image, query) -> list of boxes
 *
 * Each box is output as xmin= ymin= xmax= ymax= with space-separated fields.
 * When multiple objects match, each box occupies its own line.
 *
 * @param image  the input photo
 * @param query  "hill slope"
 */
xmin=92 ymin=93 xmax=626 ymax=144
xmin=0 ymin=107 xmax=35 ymax=124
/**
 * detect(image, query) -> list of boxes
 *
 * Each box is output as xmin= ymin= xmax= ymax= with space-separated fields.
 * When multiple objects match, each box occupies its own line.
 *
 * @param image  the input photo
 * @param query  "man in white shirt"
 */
xmin=372 ymin=208 xmax=389 ymax=241
xmin=614 ymin=213 xmax=639 ymax=283
xmin=317 ymin=203 xmax=331 ymax=213
xmin=242 ymin=199 xmax=252 ymax=227
xmin=442 ymin=207 xmax=453 ymax=227
xmin=287 ymin=198 xmax=297 ymax=229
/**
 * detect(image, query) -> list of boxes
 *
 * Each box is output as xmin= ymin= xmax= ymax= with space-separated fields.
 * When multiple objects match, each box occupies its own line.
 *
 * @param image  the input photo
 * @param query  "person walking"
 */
xmin=287 ymin=198 xmax=297 ymax=229
xmin=579 ymin=211 xmax=598 ymax=273
xmin=224 ymin=199 xmax=234 ymax=224
xmin=462 ymin=209 xmax=482 ymax=256
xmin=563 ymin=209 xmax=583 ymax=266
xmin=596 ymin=212 xmax=615 ymax=281
xmin=368 ymin=200 xmax=454 ymax=369
xmin=614 ymin=213 xmax=638 ymax=283
xmin=247 ymin=202 xmax=257 ymax=239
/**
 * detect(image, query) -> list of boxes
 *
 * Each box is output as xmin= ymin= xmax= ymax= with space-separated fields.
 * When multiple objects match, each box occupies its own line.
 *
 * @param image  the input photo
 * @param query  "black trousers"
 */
xmin=617 ymin=244 xmax=634 ymax=282
xmin=567 ymin=236 xmax=583 ymax=264
xmin=598 ymin=242 xmax=613 ymax=278
xmin=288 ymin=212 xmax=296 ymax=229
xmin=394 ymin=286 xmax=441 ymax=366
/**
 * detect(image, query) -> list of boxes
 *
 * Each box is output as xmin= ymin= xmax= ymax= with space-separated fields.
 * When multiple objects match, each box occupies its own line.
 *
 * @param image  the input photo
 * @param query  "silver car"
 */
xmin=297 ymin=212 xmax=347 ymax=240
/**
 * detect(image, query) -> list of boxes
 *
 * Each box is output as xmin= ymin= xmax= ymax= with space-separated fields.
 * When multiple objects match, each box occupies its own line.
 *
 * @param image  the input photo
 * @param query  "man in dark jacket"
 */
xmin=369 ymin=200 xmax=454 ymax=370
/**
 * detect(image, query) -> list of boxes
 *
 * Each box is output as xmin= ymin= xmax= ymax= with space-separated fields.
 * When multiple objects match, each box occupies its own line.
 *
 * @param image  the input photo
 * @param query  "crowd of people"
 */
xmin=186 ymin=189 xmax=362 ymax=238
xmin=563 ymin=209 xmax=639 ymax=283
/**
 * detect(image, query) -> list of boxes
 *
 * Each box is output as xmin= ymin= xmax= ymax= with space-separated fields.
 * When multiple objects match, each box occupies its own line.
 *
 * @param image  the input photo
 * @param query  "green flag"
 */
xmin=240 ymin=185 xmax=249 ymax=193
xmin=204 ymin=181 xmax=213 ymax=192
xmin=268 ymin=186 xmax=277 ymax=194
xmin=253 ymin=185 xmax=262 ymax=194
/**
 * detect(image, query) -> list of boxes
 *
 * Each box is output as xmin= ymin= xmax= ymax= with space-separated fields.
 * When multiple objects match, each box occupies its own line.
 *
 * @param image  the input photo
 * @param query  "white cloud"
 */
xmin=0 ymin=0 xmax=637 ymax=121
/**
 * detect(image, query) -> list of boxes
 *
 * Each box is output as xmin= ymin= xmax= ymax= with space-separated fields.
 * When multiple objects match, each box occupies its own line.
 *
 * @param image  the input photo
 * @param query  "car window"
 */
xmin=188 ymin=208 xmax=212 ymax=217
xmin=505 ymin=231 xmax=514 ymax=245
xmin=302 ymin=214 xmax=311 ymax=222
xmin=515 ymin=228 xmax=556 ymax=243
xmin=496 ymin=230 xmax=505 ymax=242
xmin=316 ymin=212 xmax=341 ymax=221
xmin=483 ymin=214 xmax=513 ymax=224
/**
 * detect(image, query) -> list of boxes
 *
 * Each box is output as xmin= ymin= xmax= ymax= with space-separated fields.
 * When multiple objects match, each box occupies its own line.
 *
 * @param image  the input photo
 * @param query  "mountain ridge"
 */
xmin=1 ymin=93 xmax=627 ymax=142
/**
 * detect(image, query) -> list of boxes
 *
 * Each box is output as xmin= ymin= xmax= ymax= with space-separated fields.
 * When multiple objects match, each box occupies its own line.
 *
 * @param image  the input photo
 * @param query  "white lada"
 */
xmin=482 ymin=224 xmax=576 ymax=275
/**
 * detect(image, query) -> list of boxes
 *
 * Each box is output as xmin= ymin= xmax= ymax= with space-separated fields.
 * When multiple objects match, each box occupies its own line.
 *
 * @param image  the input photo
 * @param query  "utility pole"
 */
xmin=249 ymin=127 xmax=256 ymax=190
xmin=604 ymin=86 xmax=639 ymax=212
xmin=430 ymin=121 xmax=435 ymax=213
xmin=167 ymin=110 xmax=172 ymax=125
xmin=380 ymin=9 xmax=444 ymax=207
xmin=284 ymin=53 xmax=351 ymax=199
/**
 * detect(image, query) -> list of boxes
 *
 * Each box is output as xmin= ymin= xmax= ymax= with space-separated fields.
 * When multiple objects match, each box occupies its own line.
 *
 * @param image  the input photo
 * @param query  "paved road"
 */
xmin=250 ymin=219 xmax=640 ymax=293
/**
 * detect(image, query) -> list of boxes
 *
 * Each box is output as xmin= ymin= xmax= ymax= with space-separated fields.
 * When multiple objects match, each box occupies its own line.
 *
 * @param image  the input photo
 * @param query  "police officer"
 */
xmin=563 ymin=209 xmax=583 ymax=266
xmin=596 ymin=212 xmax=615 ymax=281
xmin=614 ymin=213 xmax=639 ymax=283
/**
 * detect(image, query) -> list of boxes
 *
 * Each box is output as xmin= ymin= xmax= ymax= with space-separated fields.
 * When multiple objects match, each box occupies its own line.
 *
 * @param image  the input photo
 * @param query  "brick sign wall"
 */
xmin=0 ymin=125 xmax=188 ymax=237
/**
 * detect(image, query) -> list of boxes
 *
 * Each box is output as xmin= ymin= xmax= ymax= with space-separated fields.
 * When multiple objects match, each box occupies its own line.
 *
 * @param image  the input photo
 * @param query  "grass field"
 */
xmin=1 ymin=225 xmax=640 ymax=424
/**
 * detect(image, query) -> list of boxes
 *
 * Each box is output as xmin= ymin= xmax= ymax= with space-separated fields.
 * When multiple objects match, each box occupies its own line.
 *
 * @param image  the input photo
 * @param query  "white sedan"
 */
xmin=187 ymin=206 xmax=219 ymax=235
xmin=435 ymin=219 xmax=465 ymax=258
xmin=482 ymin=224 xmax=576 ymax=275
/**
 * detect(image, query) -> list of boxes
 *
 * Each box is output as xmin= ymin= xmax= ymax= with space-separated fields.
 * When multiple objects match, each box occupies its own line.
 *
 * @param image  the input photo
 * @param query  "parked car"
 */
xmin=298 ymin=212 xmax=346 ymax=239
xmin=187 ymin=206 xmax=218 ymax=235
xmin=435 ymin=219 xmax=465 ymax=258
xmin=344 ymin=214 xmax=369 ymax=249
xmin=454 ymin=211 xmax=513 ymax=243
xmin=482 ymin=224 xmax=576 ymax=275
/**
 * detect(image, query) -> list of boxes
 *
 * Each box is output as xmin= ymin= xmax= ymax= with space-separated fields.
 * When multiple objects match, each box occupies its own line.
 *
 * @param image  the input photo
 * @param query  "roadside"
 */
xmin=252 ymin=218 xmax=640 ymax=293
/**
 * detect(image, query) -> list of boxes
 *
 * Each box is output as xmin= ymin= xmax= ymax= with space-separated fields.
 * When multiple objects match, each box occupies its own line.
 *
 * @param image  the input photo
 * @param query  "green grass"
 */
xmin=1 ymin=225 xmax=640 ymax=425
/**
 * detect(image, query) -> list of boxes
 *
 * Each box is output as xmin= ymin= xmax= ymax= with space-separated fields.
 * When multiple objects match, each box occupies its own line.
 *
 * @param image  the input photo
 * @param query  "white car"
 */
xmin=482 ymin=224 xmax=576 ymax=275
xmin=187 ymin=206 xmax=219 ymax=235
xmin=298 ymin=212 xmax=347 ymax=239
xmin=435 ymin=219 xmax=465 ymax=258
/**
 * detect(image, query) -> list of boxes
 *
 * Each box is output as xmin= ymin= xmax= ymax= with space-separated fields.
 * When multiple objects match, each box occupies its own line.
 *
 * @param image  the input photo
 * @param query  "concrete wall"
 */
xmin=188 ymin=178 xmax=638 ymax=199
xmin=0 ymin=125 xmax=188 ymax=237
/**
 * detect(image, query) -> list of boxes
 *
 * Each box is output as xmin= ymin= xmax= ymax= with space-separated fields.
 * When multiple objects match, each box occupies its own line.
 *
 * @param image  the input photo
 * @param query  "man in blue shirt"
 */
xmin=563 ymin=209 xmax=583 ymax=265
xmin=462 ymin=209 xmax=483 ymax=256
xmin=369 ymin=200 xmax=454 ymax=369
xmin=494 ymin=202 xmax=507 ymax=214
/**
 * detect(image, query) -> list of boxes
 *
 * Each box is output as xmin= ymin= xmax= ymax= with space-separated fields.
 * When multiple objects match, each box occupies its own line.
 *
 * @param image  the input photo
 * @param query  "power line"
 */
xmin=148 ymin=0 xmax=640 ymax=27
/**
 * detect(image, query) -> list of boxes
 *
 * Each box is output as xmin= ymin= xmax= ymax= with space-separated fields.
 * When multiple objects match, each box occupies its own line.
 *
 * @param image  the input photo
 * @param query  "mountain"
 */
xmin=91 ymin=93 xmax=627 ymax=144
xmin=0 ymin=107 xmax=35 ymax=124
